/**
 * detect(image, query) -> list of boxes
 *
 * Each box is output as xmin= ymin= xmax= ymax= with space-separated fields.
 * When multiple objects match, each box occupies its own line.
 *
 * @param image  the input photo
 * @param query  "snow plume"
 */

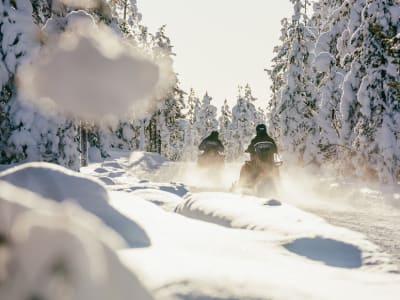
xmin=276 ymin=164 xmax=400 ymax=214
xmin=161 ymin=162 xmax=241 ymax=192
xmin=17 ymin=12 xmax=175 ymax=123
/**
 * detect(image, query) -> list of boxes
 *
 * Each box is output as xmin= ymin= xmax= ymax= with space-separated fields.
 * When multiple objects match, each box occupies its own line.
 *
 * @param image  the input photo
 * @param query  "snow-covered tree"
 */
xmin=181 ymin=89 xmax=201 ymax=161
xmin=158 ymin=88 xmax=186 ymax=160
xmin=0 ymin=1 xmax=82 ymax=169
xmin=230 ymin=85 xmax=258 ymax=160
xmin=218 ymin=99 xmax=231 ymax=139
xmin=186 ymin=88 xmax=201 ymax=125
xmin=311 ymin=0 xmax=351 ymax=165
xmin=344 ymin=0 xmax=400 ymax=182
xmin=195 ymin=92 xmax=218 ymax=140
xmin=31 ymin=0 xmax=52 ymax=25
xmin=268 ymin=0 xmax=318 ymax=164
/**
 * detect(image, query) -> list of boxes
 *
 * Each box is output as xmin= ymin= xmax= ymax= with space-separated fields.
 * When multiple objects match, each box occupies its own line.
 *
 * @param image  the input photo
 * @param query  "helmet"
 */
xmin=256 ymin=124 xmax=267 ymax=134
xmin=211 ymin=131 xmax=219 ymax=137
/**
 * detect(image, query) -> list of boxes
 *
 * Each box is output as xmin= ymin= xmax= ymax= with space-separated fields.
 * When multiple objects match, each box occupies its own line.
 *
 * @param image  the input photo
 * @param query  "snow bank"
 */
xmin=0 ymin=161 xmax=109 ymax=203
xmin=0 ymin=181 xmax=153 ymax=300
xmin=114 ymin=195 xmax=400 ymax=300
xmin=175 ymin=192 xmax=395 ymax=271
xmin=0 ymin=162 xmax=150 ymax=247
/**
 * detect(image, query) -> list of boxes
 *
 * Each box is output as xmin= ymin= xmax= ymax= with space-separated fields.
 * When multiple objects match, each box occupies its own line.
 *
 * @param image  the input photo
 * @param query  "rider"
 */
xmin=245 ymin=124 xmax=277 ymax=161
xmin=198 ymin=131 xmax=225 ymax=167
xmin=199 ymin=131 xmax=224 ymax=153
xmin=240 ymin=124 xmax=278 ymax=186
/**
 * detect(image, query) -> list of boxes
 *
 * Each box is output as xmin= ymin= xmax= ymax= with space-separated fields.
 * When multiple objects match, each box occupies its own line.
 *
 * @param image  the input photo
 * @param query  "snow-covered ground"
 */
xmin=1 ymin=151 xmax=400 ymax=299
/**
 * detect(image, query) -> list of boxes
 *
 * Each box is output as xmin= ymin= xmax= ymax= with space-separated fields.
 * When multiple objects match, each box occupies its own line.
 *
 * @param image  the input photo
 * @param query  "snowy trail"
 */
xmin=307 ymin=208 xmax=400 ymax=272
xmin=76 ymin=151 xmax=400 ymax=299
xmin=137 ymin=158 xmax=400 ymax=272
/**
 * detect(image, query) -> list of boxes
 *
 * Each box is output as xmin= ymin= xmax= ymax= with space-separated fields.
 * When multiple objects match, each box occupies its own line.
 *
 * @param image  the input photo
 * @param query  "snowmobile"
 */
xmin=197 ymin=142 xmax=225 ymax=169
xmin=232 ymin=141 xmax=282 ymax=197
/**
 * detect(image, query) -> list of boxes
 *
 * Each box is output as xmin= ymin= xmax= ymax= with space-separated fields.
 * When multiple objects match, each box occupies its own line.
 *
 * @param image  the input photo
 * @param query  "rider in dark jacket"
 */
xmin=240 ymin=124 xmax=278 ymax=187
xmin=198 ymin=131 xmax=225 ymax=168
xmin=245 ymin=124 xmax=277 ymax=158
xmin=199 ymin=131 xmax=224 ymax=152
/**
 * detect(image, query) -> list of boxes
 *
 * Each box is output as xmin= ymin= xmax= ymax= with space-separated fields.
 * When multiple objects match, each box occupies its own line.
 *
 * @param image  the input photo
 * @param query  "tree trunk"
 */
xmin=80 ymin=123 xmax=88 ymax=167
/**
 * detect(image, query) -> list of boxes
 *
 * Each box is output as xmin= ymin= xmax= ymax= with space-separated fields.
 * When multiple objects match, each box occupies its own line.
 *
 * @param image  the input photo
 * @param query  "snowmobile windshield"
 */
xmin=254 ymin=142 xmax=275 ymax=163
xmin=203 ymin=140 xmax=224 ymax=153
xmin=254 ymin=141 xmax=275 ymax=152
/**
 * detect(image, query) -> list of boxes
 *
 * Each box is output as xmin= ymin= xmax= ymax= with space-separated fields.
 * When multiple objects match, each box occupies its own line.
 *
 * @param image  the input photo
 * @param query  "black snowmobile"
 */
xmin=233 ymin=141 xmax=282 ymax=197
xmin=197 ymin=141 xmax=225 ymax=169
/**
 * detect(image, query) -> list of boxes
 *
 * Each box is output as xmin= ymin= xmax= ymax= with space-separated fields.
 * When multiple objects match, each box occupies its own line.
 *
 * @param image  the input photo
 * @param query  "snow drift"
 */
xmin=0 ymin=162 xmax=150 ymax=247
xmin=0 ymin=181 xmax=153 ymax=300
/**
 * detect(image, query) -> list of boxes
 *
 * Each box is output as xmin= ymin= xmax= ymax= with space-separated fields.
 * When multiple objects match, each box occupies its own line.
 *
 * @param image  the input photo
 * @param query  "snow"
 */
xmin=315 ymin=52 xmax=333 ymax=73
xmin=1 ymin=151 xmax=400 ymax=299
xmin=0 ymin=162 xmax=150 ymax=248
xmin=0 ymin=181 xmax=152 ymax=300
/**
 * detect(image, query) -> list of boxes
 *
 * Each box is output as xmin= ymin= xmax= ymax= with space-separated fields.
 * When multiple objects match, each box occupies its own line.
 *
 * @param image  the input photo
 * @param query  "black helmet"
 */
xmin=211 ymin=131 xmax=219 ymax=137
xmin=256 ymin=124 xmax=267 ymax=134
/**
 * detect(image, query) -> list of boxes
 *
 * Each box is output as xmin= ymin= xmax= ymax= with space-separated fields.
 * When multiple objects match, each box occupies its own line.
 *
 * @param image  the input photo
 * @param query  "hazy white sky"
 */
xmin=137 ymin=0 xmax=293 ymax=109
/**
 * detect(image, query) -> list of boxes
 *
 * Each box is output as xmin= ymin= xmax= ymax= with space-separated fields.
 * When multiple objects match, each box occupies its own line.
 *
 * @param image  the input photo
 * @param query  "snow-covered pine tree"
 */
xmin=195 ymin=92 xmax=218 ymax=141
xmin=218 ymin=99 xmax=232 ymax=159
xmin=157 ymin=87 xmax=186 ymax=160
xmin=311 ymin=0 xmax=349 ymax=166
xmin=109 ymin=0 xmax=148 ymax=47
xmin=186 ymin=88 xmax=201 ymax=125
xmin=0 ymin=0 xmax=82 ymax=169
xmin=268 ymin=0 xmax=318 ymax=165
xmin=0 ymin=0 xmax=38 ymax=164
xmin=230 ymin=85 xmax=258 ymax=160
xmin=182 ymin=89 xmax=201 ymax=161
xmin=150 ymin=25 xmax=186 ymax=160
xmin=311 ymin=0 xmax=345 ymax=34
xmin=337 ymin=0 xmax=369 ymax=175
xmin=31 ymin=0 xmax=52 ymax=25
xmin=255 ymin=106 xmax=266 ymax=126
xmin=345 ymin=0 xmax=400 ymax=182
xmin=266 ymin=17 xmax=292 ymax=144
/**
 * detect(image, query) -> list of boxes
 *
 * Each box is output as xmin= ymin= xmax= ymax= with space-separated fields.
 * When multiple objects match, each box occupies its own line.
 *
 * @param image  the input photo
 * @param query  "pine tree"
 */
xmin=312 ymin=0 xmax=349 ymax=165
xmin=346 ymin=0 xmax=400 ymax=182
xmin=195 ymin=92 xmax=218 ymax=140
xmin=186 ymin=88 xmax=201 ymax=125
xmin=218 ymin=99 xmax=234 ymax=160
xmin=266 ymin=17 xmax=292 ymax=143
xmin=182 ymin=89 xmax=201 ymax=161
xmin=0 ymin=0 xmax=53 ymax=165
xmin=230 ymin=85 xmax=258 ymax=160
xmin=268 ymin=0 xmax=318 ymax=164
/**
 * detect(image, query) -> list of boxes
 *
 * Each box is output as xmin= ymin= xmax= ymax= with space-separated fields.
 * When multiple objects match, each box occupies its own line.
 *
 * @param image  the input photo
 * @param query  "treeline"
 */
xmin=267 ymin=0 xmax=399 ymax=183
xmin=94 ymin=84 xmax=266 ymax=162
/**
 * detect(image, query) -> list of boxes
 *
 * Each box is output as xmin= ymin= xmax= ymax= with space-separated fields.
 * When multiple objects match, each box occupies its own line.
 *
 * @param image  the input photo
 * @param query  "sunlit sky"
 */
xmin=137 ymin=0 xmax=293 ymax=109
